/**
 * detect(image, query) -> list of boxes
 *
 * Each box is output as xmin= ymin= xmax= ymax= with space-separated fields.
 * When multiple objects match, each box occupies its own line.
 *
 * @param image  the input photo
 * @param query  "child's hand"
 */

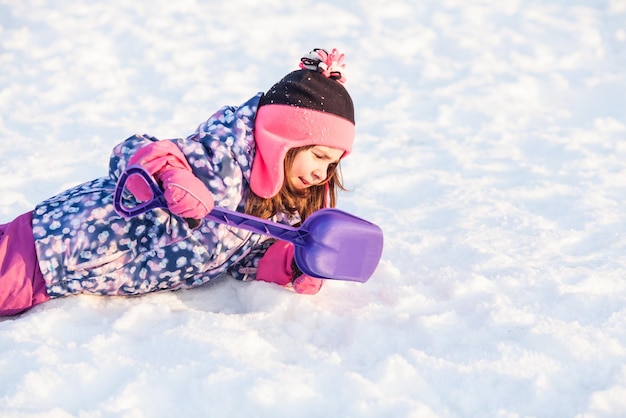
xmin=256 ymin=241 xmax=294 ymax=286
xmin=126 ymin=140 xmax=214 ymax=221
xmin=292 ymin=275 xmax=323 ymax=295
xmin=256 ymin=241 xmax=324 ymax=294
xmin=126 ymin=140 xmax=191 ymax=201
xmin=159 ymin=169 xmax=214 ymax=220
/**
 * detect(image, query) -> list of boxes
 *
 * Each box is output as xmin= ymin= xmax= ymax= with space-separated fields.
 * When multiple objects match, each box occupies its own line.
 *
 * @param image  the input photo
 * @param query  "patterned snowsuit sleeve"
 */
xmin=108 ymin=134 xmax=160 ymax=183
xmin=32 ymin=94 xmax=272 ymax=298
xmin=228 ymin=239 xmax=276 ymax=281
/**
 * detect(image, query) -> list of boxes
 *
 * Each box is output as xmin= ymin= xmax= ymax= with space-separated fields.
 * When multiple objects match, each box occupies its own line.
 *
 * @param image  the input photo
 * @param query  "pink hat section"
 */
xmin=251 ymin=104 xmax=355 ymax=198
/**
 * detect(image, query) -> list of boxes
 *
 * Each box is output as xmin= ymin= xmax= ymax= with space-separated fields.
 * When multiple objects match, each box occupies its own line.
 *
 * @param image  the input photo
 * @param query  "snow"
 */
xmin=1 ymin=0 xmax=626 ymax=417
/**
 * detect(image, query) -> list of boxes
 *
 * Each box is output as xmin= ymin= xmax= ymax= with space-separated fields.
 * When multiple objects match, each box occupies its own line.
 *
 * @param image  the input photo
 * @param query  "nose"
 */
xmin=311 ymin=164 xmax=326 ymax=183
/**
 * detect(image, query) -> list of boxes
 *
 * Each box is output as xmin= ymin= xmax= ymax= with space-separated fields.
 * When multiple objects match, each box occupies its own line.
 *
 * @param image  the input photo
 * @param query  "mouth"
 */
xmin=299 ymin=177 xmax=311 ymax=188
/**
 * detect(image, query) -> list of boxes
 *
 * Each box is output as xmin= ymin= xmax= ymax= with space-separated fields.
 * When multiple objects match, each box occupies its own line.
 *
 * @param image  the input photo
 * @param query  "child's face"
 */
xmin=289 ymin=145 xmax=344 ymax=191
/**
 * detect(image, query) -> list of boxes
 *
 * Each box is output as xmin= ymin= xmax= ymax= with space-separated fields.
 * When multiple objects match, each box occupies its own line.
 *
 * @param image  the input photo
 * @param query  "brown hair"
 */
xmin=244 ymin=145 xmax=346 ymax=222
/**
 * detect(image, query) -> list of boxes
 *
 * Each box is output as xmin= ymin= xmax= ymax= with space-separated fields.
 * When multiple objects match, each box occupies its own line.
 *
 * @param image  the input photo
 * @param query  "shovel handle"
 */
xmin=114 ymin=166 xmax=170 ymax=217
xmin=115 ymin=165 xmax=383 ymax=283
xmin=114 ymin=165 xmax=308 ymax=246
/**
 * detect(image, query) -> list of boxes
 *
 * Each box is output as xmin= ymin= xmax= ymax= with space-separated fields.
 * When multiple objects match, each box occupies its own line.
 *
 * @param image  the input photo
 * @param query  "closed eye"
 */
xmin=314 ymin=150 xmax=340 ymax=165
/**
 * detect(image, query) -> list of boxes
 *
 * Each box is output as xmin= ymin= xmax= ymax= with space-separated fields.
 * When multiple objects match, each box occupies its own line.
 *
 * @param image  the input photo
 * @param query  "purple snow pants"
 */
xmin=0 ymin=211 xmax=50 ymax=316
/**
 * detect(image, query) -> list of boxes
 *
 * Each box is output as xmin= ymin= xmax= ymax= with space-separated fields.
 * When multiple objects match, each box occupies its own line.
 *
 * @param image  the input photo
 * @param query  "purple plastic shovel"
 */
xmin=114 ymin=165 xmax=383 ymax=282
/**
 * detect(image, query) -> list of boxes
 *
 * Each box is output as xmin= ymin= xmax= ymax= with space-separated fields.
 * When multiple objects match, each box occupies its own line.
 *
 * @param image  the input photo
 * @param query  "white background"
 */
xmin=1 ymin=1 xmax=626 ymax=417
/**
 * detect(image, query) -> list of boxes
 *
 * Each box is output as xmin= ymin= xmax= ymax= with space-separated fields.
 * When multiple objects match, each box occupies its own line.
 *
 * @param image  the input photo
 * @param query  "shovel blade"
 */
xmin=294 ymin=209 xmax=384 ymax=283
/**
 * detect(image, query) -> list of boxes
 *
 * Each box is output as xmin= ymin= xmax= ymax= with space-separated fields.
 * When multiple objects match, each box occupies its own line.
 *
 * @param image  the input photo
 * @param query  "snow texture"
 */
xmin=1 ymin=0 xmax=626 ymax=417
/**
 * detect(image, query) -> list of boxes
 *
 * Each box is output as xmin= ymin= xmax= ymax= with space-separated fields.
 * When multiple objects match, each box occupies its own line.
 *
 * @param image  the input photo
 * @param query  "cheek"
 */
xmin=293 ymin=155 xmax=312 ymax=173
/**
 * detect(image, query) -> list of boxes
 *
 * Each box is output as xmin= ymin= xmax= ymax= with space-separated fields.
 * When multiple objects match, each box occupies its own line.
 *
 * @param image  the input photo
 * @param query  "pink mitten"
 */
xmin=125 ymin=140 xmax=214 ymax=220
xmin=126 ymin=141 xmax=192 ymax=201
xmin=292 ymin=275 xmax=323 ymax=295
xmin=159 ymin=169 xmax=214 ymax=219
xmin=256 ymin=241 xmax=294 ymax=286
xmin=257 ymin=241 xmax=324 ymax=294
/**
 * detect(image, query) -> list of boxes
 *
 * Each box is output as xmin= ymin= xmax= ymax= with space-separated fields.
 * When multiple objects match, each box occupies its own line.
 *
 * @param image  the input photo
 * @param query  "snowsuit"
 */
xmin=0 ymin=212 xmax=50 ymax=315
xmin=1 ymin=94 xmax=296 ymax=314
xmin=1 ymin=52 xmax=359 ymax=315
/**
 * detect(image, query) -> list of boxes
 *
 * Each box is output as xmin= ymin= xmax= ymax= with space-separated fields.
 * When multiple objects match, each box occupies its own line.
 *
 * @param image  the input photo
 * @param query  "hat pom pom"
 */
xmin=299 ymin=48 xmax=347 ymax=83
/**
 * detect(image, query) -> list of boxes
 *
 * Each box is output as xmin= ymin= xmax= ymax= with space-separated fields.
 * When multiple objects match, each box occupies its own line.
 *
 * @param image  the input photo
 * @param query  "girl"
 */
xmin=0 ymin=48 xmax=356 ymax=316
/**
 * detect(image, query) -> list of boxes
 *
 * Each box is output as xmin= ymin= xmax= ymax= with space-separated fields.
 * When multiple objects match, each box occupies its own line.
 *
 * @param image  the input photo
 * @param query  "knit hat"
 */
xmin=251 ymin=48 xmax=355 ymax=198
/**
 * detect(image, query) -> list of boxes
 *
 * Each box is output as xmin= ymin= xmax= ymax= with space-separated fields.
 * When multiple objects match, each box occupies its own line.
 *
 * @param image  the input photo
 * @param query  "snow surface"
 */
xmin=1 ymin=0 xmax=626 ymax=417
